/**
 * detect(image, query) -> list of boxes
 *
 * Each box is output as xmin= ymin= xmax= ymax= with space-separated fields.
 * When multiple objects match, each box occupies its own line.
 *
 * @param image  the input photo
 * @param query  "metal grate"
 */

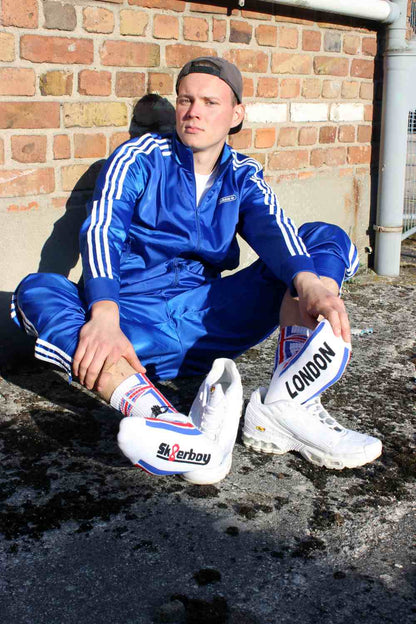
xmin=403 ymin=110 xmax=416 ymax=239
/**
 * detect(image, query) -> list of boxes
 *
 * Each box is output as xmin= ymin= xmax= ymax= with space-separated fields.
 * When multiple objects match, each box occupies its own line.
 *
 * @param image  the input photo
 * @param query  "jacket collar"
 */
xmin=172 ymin=132 xmax=233 ymax=175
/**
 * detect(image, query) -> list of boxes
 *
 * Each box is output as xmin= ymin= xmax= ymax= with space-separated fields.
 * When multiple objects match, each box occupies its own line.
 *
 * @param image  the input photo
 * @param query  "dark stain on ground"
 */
xmin=171 ymin=594 xmax=228 ymax=624
xmin=193 ymin=568 xmax=222 ymax=586
xmin=291 ymin=535 xmax=327 ymax=559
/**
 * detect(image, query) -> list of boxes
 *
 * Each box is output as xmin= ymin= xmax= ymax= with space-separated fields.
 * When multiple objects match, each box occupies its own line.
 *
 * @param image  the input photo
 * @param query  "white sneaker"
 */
xmin=242 ymin=388 xmax=382 ymax=470
xmin=118 ymin=412 xmax=223 ymax=476
xmin=183 ymin=358 xmax=243 ymax=484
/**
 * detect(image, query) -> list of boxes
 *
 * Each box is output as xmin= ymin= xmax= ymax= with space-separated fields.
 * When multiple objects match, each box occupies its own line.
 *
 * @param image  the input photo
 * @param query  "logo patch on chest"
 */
xmin=218 ymin=194 xmax=237 ymax=205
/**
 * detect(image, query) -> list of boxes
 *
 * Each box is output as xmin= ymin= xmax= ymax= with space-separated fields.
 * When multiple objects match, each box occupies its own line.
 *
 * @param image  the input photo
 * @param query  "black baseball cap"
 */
xmin=176 ymin=56 xmax=243 ymax=133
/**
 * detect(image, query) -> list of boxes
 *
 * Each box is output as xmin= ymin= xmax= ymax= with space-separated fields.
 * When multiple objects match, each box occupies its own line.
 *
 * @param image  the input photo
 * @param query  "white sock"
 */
xmin=266 ymin=320 xmax=351 ymax=405
xmin=110 ymin=373 xmax=178 ymax=418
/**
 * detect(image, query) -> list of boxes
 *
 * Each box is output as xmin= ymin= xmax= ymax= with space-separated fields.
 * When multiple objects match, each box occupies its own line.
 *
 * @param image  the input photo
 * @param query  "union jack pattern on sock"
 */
xmin=275 ymin=325 xmax=311 ymax=372
xmin=117 ymin=373 xmax=178 ymax=418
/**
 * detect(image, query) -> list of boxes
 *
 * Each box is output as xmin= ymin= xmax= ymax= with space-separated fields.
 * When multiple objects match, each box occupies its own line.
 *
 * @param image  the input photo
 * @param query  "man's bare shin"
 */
xmin=96 ymin=357 xmax=138 ymax=403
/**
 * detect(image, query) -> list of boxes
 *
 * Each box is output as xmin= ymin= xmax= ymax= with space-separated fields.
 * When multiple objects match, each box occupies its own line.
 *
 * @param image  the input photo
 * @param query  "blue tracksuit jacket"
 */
xmin=80 ymin=132 xmax=317 ymax=309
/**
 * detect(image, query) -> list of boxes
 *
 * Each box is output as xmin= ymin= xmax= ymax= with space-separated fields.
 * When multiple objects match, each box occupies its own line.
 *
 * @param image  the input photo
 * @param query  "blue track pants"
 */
xmin=11 ymin=222 xmax=358 ymax=381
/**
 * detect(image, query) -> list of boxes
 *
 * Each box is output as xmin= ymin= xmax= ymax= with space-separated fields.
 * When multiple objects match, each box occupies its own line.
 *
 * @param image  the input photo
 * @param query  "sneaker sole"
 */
xmin=182 ymin=453 xmax=232 ymax=485
xmin=242 ymin=432 xmax=382 ymax=470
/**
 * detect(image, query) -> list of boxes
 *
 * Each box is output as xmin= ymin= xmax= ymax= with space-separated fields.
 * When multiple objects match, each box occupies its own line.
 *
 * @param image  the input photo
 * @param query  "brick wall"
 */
xmin=0 ymin=0 xmax=385 ymax=289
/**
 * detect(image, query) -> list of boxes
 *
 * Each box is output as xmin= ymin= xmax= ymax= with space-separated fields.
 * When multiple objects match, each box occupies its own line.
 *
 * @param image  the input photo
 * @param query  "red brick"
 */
xmin=301 ymin=78 xmax=321 ymax=98
xmin=280 ymin=78 xmax=300 ymax=99
xmin=319 ymin=126 xmax=337 ymax=143
xmin=362 ymin=36 xmax=377 ymax=57
xmin=255 ymin=25 xmax=277 ymax=47
xmin=0 ymin=68 xmax=35 ymax=96
xmin=241 ymin=9 xmax=271 ymax=20
xmin=310 ymin=147 xmax=346 ymax=167
xmin=44 ymin=1 xmax=77 ymax=31
xmin=120 ymin=9 xmax=148 ymax=35
xmin=228 ymin=129 xmax=252 ymax=150
xmin=314 ymin=56 xmax=349 ymax=76
xmin=255 ymin=128 xmax=276 ymax=149
xmin=74 ymin=133 xmax=107 ymax=158
xmin=347 ymin=145 xmax=371 ymax=164
xmin=351 ymin=59 xmax=374 ymax=79
xmin=275 ymin=14 xmax=309 ymax=25
xmin=11 ymin=135 xmax=47 ymax=163
xmin=343 ymin=34 xmax=360 ymax=55
xmin=154 ymin=14 xmax=179 ymax=39
xmin=115 ymin=72 xmax=146 ymax=97
xmin=129 ymin=0 xmax=185 ymax=10
xmin=21 ymin=35 xmax=93 ymax=65
xmin=357 ymin=125 xmax=372 ymax=143
xmin=190 ymin=2 xmax=227 ymax=14
xmin=322 ymin=80 xmax=341 ymax=99
xmin=0 ymin=32 xmax=15 ymax=61
xmin=53 ymin=135 xmax=71 ymax=160
xmin=225 ymin=49 xmax=268 ymax=73
xmin=0 ymin=168 xmax=55 ymax=198
xmin=0 ymin=139 xmax=4 ymax=165
xmin=2 ymin=0 xmax=38 ymax=28
xmin=242 ymin=77 xmax=254 ymax=98
xmin=183 ymin=17 xmax=209 ymax=42
xmin=364 ymin=105 xmax=373 ymax=121
xmin=0 ymin=103 xmax=60 ymax=129
xmin=256 ymin=77 xmax=278 ymax=98
xmin=101 ymin=41 xmax=159 ymax=67
xmin=110 ymin=132 xmax=131 ymax=153
xmin=278 ymin=127 xmax=297 ymax=147
xmin=360 ymin=82 xmax=374 ymax=100
xmin=165 ymin=44 xmax=215 ymax=67
xmin=338 ymin=125 xmax=355 ymax=142
xmin=230 ymin=20 xmax=252 ymax=45
xmin=302 ymin=30 xmax=321 ymax=51
xmin=298 ymin=127 xmax=317 ymax=146
xmin=83 ymin=7 xmax=114 ymax=33
xmin=272 ymin=53 xmax=312 ymax=75
xmin=341 ymin=80 xmax=360 ymax=99
xmin=40 ymin=70 xmax=73 ymax=96
xmin=279 ymin=27 xmax=299 ymax=49
xmin=79 ymin=70 xmax=112 ymax=96
xmin=213 ymin=19 xmax=226 ymax=43
xmin=269 ymin=149 xmax=309 ymax=170
xmin=148 ymin=72 xmax=173 ymax=95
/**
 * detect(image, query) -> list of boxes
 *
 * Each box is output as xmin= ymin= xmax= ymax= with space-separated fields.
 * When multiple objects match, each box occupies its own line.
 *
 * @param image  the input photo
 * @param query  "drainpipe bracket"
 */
xmin=373 ymin=224 xmax=403 ymax=233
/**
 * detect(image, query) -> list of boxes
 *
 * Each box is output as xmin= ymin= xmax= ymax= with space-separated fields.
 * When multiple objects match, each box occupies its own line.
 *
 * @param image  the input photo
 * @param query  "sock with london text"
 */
xmin=265 ymin=320 xmax=351 ymax=405
xmin=110 ymin=372 xmax=178 ymax=419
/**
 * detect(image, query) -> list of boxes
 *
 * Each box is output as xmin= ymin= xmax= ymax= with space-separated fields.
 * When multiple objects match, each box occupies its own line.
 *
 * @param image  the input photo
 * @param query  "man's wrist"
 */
xmin=90 ymin=300 xmax=120 ymax=322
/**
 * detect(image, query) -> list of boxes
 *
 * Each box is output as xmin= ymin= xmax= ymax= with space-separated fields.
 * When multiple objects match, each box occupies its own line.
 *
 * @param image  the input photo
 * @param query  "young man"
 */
xmin=11 ymin=57 xmax=382 ymax=482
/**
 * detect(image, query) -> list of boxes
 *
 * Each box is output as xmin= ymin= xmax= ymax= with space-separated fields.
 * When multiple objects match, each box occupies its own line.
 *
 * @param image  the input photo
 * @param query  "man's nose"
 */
xmin=186 ymin=101 xmax=201 ymax=117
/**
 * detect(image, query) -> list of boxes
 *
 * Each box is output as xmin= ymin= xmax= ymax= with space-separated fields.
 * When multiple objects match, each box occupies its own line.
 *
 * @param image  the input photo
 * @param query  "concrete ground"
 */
xmin=0 ymin=241 xmax=415 ymax=624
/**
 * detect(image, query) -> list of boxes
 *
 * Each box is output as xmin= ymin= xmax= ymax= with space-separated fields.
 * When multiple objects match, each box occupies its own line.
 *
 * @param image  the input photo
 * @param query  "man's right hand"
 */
xmin=72 ymin=300 xmax=145 ymax=391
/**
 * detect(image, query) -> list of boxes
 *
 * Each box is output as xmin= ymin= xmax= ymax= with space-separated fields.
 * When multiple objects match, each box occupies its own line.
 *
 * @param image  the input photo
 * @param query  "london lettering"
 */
xmin=157 ymin=442 xmax=211 ymax=466
xmin=285 ymin=342 xmax=336 ymax=399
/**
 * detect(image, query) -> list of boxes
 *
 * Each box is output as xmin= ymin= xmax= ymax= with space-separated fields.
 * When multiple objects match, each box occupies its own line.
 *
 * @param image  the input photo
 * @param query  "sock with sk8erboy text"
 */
xmin=110 ymin=373 xmax=178 ymax=419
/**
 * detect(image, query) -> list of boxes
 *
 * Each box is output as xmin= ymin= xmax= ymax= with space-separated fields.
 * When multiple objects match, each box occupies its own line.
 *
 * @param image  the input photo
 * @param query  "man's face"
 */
xmin=175 ymin=73 xmax=244 ymax=155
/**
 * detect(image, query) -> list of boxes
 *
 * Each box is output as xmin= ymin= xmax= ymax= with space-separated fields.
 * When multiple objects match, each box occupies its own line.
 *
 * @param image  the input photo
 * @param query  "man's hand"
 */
xmin=72 ymin=300 xmax=145 ymax=391
xmin=293 ymin=272 xmax=351 ymax=343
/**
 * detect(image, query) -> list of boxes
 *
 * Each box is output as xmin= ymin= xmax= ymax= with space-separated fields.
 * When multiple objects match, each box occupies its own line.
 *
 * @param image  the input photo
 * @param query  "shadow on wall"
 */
xmin=0 ymin=96 xmax=176 ymax=367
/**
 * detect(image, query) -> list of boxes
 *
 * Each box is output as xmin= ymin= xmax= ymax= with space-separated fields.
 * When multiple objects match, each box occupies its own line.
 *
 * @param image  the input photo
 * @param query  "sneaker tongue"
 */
xmin=207 ymin=384 xmax=225 ymax=408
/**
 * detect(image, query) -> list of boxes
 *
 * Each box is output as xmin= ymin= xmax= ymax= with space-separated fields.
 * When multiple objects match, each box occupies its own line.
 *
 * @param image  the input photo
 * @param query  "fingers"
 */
xmin=125 ymin=346 xmax=146 ymax=374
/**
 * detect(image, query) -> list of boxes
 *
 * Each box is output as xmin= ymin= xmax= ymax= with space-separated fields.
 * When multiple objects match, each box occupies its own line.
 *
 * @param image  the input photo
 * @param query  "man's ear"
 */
xmin=231 ymin=104 xmax=245 ymax=130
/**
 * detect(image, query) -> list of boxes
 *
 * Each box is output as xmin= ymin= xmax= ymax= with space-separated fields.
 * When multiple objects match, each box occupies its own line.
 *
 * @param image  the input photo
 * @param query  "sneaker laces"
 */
xmin=200 ymin=384 xmax=225 ymax=441
xmin=304 ymin=397 xmax=345 ymax=434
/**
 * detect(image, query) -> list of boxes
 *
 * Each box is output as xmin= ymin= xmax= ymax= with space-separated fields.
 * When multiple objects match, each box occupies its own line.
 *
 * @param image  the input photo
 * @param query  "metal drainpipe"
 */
xmin=374 ymin=0 xmax=416 ymax=275
xmin=247 ymin=0 xmax=400 ymax=23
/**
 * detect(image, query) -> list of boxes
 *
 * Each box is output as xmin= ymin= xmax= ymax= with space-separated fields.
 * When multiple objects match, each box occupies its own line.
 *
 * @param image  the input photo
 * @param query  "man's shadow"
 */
xmin=0 ymin=95 xmax=176 ymax=375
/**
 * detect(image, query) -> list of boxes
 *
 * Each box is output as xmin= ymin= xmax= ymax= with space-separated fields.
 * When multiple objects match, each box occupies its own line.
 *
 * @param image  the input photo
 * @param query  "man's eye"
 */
xmin=178 ymin=98 xmax=190 ymax=105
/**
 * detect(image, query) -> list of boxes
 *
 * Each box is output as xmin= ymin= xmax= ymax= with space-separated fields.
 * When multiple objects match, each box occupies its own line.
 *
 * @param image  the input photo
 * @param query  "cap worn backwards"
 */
xmin=176 ymin=56 xmax=243 ymax=134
